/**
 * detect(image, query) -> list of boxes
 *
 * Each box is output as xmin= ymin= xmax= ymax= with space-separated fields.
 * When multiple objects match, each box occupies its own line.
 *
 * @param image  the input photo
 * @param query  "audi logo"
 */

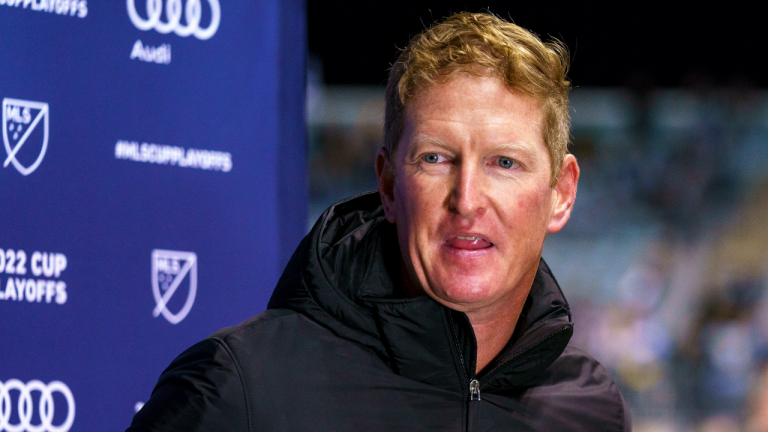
xmin=127 ymin=0 xmax=221 ymax=40
xmin=0 ymin=380 xmax=75 ymax=432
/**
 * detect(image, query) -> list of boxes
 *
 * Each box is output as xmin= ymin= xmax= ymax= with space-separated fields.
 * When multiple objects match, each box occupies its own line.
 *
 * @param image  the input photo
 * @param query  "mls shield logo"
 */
xmin=2 ymin=98 xmax=49 ymax=176
xmin=151 ymin=249 xmax=197 ymax=324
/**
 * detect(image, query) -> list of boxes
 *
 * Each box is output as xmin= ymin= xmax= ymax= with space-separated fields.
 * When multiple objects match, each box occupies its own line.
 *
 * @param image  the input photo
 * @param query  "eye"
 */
xmin=423 ymin=153 xmax=442 ymax=164
xmin=498 ymin=157 xmax=516 ymax=169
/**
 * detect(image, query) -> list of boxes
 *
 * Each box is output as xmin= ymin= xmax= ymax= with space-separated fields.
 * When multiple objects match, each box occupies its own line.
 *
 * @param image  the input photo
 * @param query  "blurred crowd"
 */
xmin=306 ymin=75 xmax=768 ymax=431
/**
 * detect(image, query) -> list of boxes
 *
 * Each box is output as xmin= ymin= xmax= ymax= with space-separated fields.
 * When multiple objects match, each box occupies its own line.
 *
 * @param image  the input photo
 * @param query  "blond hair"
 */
xmin=384 ymin=12 xmax=571 ymax=185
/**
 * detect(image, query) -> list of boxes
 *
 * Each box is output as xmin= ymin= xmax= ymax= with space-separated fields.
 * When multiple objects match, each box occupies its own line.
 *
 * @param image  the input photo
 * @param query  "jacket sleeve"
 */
xmin=126 ymin=337 xmax=250 ymax=432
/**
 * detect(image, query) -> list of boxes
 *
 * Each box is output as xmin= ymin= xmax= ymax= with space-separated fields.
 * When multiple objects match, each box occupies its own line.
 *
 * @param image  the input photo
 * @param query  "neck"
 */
xmin=465 ymin=304 xmax=523 ymax=374
xmin=401 ymin=262 xmax=532 ymax=375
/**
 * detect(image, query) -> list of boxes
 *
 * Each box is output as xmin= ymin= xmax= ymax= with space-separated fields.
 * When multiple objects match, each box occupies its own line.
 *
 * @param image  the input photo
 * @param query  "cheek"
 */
xmin=397 ymin=177 xmax=444 ymax=229
xmin=503 ymin=186 xmax=553 ymax=231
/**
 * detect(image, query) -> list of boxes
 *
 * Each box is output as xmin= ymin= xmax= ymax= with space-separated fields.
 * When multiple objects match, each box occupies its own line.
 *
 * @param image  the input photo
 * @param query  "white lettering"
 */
xmin=4 ymin=249 xmax=15 ymax=274
xmin=0 ymin=249 xmax=68 ymax=305
xmin=14 ymin=278 xmax=24 ymax=300
xmin=46 ymin=280 xmax=56 ymax=303
xmin=56 ymin=281 xmax=67 ymax=304
xmin=29 ymin=251 xmax=66 ymax=278
xmin=31 ymin=251 xmax=42 ymax=276
xmin=54 ymin=253 xmax=67 ymax=277
xmin=156 ymin=257 xmax=168 ymax=273
xmin=5 ymin=106 xmax=31 ymax=124
xmin=15 ymin=250 xmax=26 ymax=275
xmin=156 ymin=257 xmax=182 ymax=274
xmin=5 ymin=249 xmax=15 ymax=274
xmin=2 ymin=0 xmax=85 ymax=17
xmin=0 ymin=278 xmax=66 ymax=304
xmin=130 ymin=40 xmax=171 ymax=65
xmin=115 ymin=140 xmax=232 ymax=172
xmin=36 ymin=279 xmax=45 ymax=302
xmin=24 ymin=278 xmax=35 ymax=302
xmin=5 ymin=106 xmax=17 ymax=123
xmin=55 ymin=0 xmax=68 ymax=14
xmin=4 ymin=278 xmax=16 ymax=300
xmin=44 ymin=252 xmax=54 ymax=276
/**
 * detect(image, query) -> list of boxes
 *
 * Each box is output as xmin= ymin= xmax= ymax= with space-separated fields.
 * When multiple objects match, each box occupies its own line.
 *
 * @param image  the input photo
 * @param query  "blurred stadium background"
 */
xmin=306 ymin=2 xmax=768 ymax=431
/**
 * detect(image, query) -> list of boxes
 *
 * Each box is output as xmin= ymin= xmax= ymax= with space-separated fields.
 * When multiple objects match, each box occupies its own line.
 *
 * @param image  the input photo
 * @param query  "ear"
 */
xmin=375 ymin=147 xmax=397 ymax=223
xmin=547 ymin=154 xmax=580 ymax=233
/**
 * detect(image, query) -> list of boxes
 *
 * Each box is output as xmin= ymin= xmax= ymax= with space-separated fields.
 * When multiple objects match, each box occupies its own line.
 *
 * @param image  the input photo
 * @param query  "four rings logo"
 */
xmin=127 ymin=0 xmax=220 ymax=40
xmin=152 ymin=249 xmax=197 ymax=325
xmin=0 ymin=379 xmax=75 ymax=432
xmin=2 ymin=99 xmax=49 ymax=176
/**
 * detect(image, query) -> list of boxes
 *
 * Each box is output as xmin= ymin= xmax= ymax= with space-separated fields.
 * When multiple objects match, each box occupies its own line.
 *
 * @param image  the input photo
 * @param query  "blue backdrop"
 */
xmin=0 ymin=1 xmax=307 ymax=430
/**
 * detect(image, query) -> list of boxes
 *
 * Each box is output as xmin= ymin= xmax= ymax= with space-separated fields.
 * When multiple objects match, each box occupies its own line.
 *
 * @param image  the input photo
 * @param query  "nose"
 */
xmin=448 ymin=161 xmax=488 ymax=220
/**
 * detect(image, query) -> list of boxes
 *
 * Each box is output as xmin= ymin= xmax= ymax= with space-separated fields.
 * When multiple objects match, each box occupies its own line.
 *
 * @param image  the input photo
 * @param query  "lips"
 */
xmin=445 ymin=235 xmax=493 ymax=250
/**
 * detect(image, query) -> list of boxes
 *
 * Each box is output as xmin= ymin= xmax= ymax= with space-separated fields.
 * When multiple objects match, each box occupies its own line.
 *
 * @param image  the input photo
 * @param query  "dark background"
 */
xmin=308 ymin=1 xmax=763 ymax=88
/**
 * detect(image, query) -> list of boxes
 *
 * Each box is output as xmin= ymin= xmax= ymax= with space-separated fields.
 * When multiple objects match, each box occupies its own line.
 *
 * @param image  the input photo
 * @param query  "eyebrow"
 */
xmin=404 ymin=134 xmax=452 ymax=160
xmin=492 ymin=143 xmax=538 ymax=160
xmin=409 ymin=134 xmax=538 ymax=160
xmin=410 ymin=134 xmax=451 ymax=149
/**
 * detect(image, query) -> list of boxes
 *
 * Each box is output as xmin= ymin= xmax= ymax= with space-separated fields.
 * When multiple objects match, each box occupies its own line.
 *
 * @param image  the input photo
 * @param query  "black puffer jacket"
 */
xmin=127 ymin=193 xmax=631 ymax=431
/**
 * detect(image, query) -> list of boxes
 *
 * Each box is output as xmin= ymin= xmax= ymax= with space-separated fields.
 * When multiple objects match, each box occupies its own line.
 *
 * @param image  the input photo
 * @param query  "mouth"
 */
xmin=445 ymin=234 xmax=493 ymax=250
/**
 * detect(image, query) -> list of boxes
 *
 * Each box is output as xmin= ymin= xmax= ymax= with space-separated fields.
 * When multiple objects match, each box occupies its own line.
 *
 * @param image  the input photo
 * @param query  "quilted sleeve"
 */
xmin=126 ymin=337 xmax=249 ymax=432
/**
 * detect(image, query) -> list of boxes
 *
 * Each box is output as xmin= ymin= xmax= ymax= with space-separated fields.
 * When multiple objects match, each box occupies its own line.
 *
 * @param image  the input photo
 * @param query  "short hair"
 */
xmin=384 ymin=12 xmax=571 ymax=185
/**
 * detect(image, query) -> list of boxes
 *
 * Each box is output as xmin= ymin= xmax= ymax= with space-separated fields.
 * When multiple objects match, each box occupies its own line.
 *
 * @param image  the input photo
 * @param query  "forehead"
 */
xmin=403 ymin=74 xmax=545 ymax=148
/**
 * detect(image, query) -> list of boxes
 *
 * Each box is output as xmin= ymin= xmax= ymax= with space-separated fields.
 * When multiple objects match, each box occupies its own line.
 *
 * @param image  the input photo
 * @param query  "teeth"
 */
xmin=456 ymin=236 xmax=478 ymax=240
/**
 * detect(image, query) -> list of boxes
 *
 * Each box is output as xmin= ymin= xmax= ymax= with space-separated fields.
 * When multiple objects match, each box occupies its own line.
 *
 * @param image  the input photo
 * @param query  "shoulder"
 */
xmin=209 ymin=307 xmax=350 ymax=363
xmin=209 ymin=308 xmax=299 ymax=352
xmin=519 ymin=345 xmax=632 ymax=431
xmin=126 ymin=337 xmax=248 ymax=431
xmin=126 ymin=309 xmax=301 ymax=432
xmin=543 ymin=345 xmax=624 ymax=393
xmin=157 ymin=309 xmax=302 ymax=381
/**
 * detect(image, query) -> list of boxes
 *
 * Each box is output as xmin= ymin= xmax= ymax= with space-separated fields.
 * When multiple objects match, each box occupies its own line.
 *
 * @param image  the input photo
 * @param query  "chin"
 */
xmin=431 ymin=276 xmax=502 ymax=307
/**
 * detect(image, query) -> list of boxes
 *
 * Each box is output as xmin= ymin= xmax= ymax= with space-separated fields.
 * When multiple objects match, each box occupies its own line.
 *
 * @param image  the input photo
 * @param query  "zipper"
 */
xmin=445 ymin=310 xmax=468 ymax=382
xmin=447 ymin=311 xmax=570 ymax=430
xmin=467 ymin=379 xmax=481 ymax=431
xmin=469 ymin=379 xmax=481 ymax=401
xmin=447 ymin=310 xmax=481 ymax=432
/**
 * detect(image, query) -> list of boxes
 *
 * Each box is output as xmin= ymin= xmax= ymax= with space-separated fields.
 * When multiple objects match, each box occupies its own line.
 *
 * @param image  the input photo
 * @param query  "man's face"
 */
xmin=377 ymin=73 xmax=578 ymax=315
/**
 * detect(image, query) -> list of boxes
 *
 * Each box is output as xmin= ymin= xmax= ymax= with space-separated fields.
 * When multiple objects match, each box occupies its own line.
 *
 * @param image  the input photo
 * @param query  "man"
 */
xmin=128 ymin=12 xmax=630 ymax=431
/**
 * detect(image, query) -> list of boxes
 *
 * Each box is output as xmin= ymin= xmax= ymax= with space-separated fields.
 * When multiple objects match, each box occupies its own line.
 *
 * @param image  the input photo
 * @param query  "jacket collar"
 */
xmin=268 ymin=192 xmax=573 ymax=393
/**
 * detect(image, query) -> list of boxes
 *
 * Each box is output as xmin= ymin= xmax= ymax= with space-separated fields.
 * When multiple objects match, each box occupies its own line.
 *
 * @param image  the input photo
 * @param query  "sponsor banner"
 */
xmin=0 ymin=0 xmax=306 ymax=430
xmin=115 ymin=140 xmax=232 ymax=172
xmin=0 ymin=249 xmax=68 ymax=304
xmin=0 ymin=379 xmax=75 ymax=432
